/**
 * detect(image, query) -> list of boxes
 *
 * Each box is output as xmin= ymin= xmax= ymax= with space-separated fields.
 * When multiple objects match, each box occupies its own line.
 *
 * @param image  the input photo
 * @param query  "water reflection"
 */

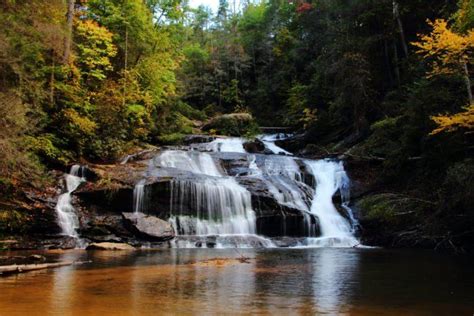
xmin=50 ymin=251 xmax=80 ymax=313
xmin=1 ymin=249 xmax=473 ymax=315
xmin=311 ymin=249 xmax=359 ymax=314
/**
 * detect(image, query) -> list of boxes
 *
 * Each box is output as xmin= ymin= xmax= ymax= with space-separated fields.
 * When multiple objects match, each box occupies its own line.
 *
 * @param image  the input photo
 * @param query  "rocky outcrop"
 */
xmin=122 ymin=212 xmax=174 ymax=241
xmin=183 ymin=134 xmax=216 ymax=145
xmin=73 ymin=150 xmax=321 ymax=239
xmin=243 ymin=139 xmax=267 ymax=154
xmin=237 ymin=176 xmax=319 ymax=237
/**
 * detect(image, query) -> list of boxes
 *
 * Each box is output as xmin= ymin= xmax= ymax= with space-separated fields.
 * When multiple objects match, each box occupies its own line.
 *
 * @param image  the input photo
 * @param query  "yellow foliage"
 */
xmin=75 ymin=19 xmax=117 ymax=80
xmin=63 ymin=108 xmax=97 ymax=136
xmin=430 ymin=104 xmax=474 ymax=134
xmin=412 ymin=19 xmax=474 ymax=76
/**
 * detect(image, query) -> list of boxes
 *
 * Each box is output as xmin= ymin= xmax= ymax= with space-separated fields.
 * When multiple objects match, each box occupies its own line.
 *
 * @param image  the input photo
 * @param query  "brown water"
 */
xmin=1 ymin=248 xmax=473 ymax=315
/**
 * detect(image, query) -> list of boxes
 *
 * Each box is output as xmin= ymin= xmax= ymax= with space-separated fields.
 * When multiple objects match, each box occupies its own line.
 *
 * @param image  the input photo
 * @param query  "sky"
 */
xmin=188 ymin=0 xmax=220 ymax=13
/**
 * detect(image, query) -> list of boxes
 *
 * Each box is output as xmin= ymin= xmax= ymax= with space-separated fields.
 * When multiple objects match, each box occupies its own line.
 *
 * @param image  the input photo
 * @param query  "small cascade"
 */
xmin=258 ymin=133 xmax=293 ymax=155
xmin=55 ymin=165 xmax=85 ymax=242
xmin=155 ymin=150 xmax=222 ymax=176
xmin=304 ymin=160 xmax=359 ymax=247
xmin=133 ymin=180 xmax=146 ymax=213
xmin=262 ymin=155 xmax=303 ymax=181
xmin=206 ymin=137 xmax=246 ymax=153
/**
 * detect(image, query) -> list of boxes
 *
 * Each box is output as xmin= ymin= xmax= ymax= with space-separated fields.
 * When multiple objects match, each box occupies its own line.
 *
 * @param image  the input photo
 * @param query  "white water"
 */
xmin=133 ymin=180 xmax=146 ymax=213
xmin=206 ymin=137 xmax=246 ymax=153
xmin=155 ymin=150 xmax=222 ymax=177
xmin=169 ymin=177 xmax=257 ymax=235
xmin=304 ymin=160 xmax=359 ymax=247
xmin=154 ymin=148 xmax=261 ymax=242
xmin=55 ymin=165 xmax=84 ymax=240
xmin=258 ymin=133 xmax=293 ymax=155
xmin=131 ymin=136 xmax=358 ymax=248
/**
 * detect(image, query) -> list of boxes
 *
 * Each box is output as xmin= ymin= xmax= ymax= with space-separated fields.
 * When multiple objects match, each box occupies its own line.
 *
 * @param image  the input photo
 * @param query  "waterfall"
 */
xmin=55 ymin=165 xmax=84 ymax=239
xmin=154 ymin=150 xmax=259 ymax=240
xmin=303 ymin=160 xmax=359 ymax=247
xmin=129 ymin=136 xmax=359 ymax=248
xmin=169 ymin=177 xmax=256 ymax=235
xmin=133 ymin=180 xmax=146 ymax=213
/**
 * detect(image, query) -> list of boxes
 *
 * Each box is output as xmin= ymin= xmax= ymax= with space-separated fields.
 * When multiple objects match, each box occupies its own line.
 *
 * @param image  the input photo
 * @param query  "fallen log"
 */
xmin=0 ymin=260 xmax=90 ymax=276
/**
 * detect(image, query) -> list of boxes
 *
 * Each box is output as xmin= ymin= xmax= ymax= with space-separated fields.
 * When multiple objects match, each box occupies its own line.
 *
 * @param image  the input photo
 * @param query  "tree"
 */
xmin=412 ymin=19 xmax=474 ymax=103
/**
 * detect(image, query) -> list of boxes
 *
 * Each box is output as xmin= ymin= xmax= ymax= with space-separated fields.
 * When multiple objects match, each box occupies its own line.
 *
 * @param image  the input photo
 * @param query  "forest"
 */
xmin=0 ymin=0 xmax=473 ymax=252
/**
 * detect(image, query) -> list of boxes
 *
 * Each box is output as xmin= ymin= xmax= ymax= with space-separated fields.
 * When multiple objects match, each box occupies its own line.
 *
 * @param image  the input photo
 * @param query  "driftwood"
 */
xmin=0 ymin=260 xmax=90 ymax=276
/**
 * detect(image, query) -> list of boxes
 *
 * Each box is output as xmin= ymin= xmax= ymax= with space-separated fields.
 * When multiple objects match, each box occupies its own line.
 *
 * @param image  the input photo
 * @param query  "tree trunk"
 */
xmin=393 ymin=41 xmax=401 ymax=86
xmin=123 ymin=25 xmax=128 ymax=107
xmin=50 ymin=53 xmax=55 ymax=105
xmin=393 ymin=1 xmax=408 ymax=58
xmin=462 ymin=60 xmax=473 ymax=104
xmin=63 ymin=0 xmax=75 ymax=64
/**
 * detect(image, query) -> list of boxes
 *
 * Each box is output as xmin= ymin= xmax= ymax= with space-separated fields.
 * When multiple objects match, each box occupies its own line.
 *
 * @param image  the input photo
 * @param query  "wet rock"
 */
xmin=270 ymin=237 xmax=305 ymax=247
xmin=274 ymin=134 xmax=306 ymax=154
xmin=119 ymin=148 xmax=160 ymax=164
xmin=79 ymin=214 xmax=133 ymax=241
xmin=86 ymin=242 xmax=135 ymax=251
xmin=237 ymin=176 xmax=320 ymax=237
xmin=122 ymin=212 xmax=174 ymax=241
xmin=183 ymin=134 xmax=216 ymax=145
xmin=28 ymin=254 xmax=46 ymax=262
xmin=243 ymin=139 xmax=266 ymax=154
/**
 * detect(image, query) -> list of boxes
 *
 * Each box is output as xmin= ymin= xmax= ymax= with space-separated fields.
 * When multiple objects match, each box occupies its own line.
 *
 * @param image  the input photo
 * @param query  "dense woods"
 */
xmin=1 ymin=0 xmax=473 ymax=251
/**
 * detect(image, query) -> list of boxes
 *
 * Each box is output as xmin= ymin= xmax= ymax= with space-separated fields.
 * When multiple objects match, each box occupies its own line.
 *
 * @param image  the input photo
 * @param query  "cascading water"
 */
xmin=152 ymin=149 xmax=270 ymax=247
xmin=302 ymin=160 xmax=359 ymax=247
xmin=55 ymin=165 xmax=84 ymax=242
xmin=133 ymin=180 xmax=146 ymax=213
xmin=169 ymin=177 xmax=256 ymax=235
xmin=258 ymin=133 xmax=293 ymax=155
xmin=206 ymin=137 xmax=246 ymax=153
xmin=129 ymin=135 xmax=359 ymax=248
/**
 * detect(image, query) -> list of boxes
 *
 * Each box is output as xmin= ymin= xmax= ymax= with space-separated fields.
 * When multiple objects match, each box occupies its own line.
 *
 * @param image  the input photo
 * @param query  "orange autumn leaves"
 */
xmin=413 ymin=19 xmax=474 ymax=135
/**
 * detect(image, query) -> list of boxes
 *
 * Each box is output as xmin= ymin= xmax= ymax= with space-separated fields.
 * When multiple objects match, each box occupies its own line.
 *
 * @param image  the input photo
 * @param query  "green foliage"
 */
xmin=0 ymin=209 xmax=31 ymax=236
xmin=202 ymin=113 xmax=260 ymax=136
xmin=158 ymin=133 xmax=186 ymax=145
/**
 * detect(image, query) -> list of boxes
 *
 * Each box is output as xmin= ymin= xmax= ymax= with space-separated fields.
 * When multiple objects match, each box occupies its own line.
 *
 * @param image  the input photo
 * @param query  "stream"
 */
xmin=1 ymin=249 xmax=473 ymax=315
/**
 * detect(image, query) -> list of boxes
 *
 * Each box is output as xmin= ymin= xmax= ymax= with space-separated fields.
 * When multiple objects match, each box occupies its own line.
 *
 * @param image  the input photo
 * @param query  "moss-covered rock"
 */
xmin=356 ymin=193 xmax=433 ymax=247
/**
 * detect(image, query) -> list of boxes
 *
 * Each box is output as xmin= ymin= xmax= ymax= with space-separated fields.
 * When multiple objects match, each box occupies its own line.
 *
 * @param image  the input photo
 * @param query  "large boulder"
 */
xmin=243 ymin=139 xmax=267 ymax=154
xmin=122 ymin=212 xmax=174 ymax=241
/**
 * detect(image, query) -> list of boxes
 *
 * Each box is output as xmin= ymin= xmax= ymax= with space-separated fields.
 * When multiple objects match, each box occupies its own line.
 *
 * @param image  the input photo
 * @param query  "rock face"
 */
xmin=74 ymin=150 xmax=322 ymax=239
xmin=243 ymin=139 xmax=267 ymax=154
xmin=122 ymin=212 xmax=174 ymax=241
xmin=86 ymin=242 xmax=135 ymax=250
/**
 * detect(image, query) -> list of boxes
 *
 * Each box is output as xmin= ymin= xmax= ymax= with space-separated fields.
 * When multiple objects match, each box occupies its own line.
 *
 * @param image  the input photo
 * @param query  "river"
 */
xmin=1 ymin=248 xmax=473 ymax=315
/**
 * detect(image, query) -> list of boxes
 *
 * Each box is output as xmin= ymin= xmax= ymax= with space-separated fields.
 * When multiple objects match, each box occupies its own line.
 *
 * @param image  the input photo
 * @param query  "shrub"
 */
xmin=202 ymin=113 xmax=260 ymax=136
